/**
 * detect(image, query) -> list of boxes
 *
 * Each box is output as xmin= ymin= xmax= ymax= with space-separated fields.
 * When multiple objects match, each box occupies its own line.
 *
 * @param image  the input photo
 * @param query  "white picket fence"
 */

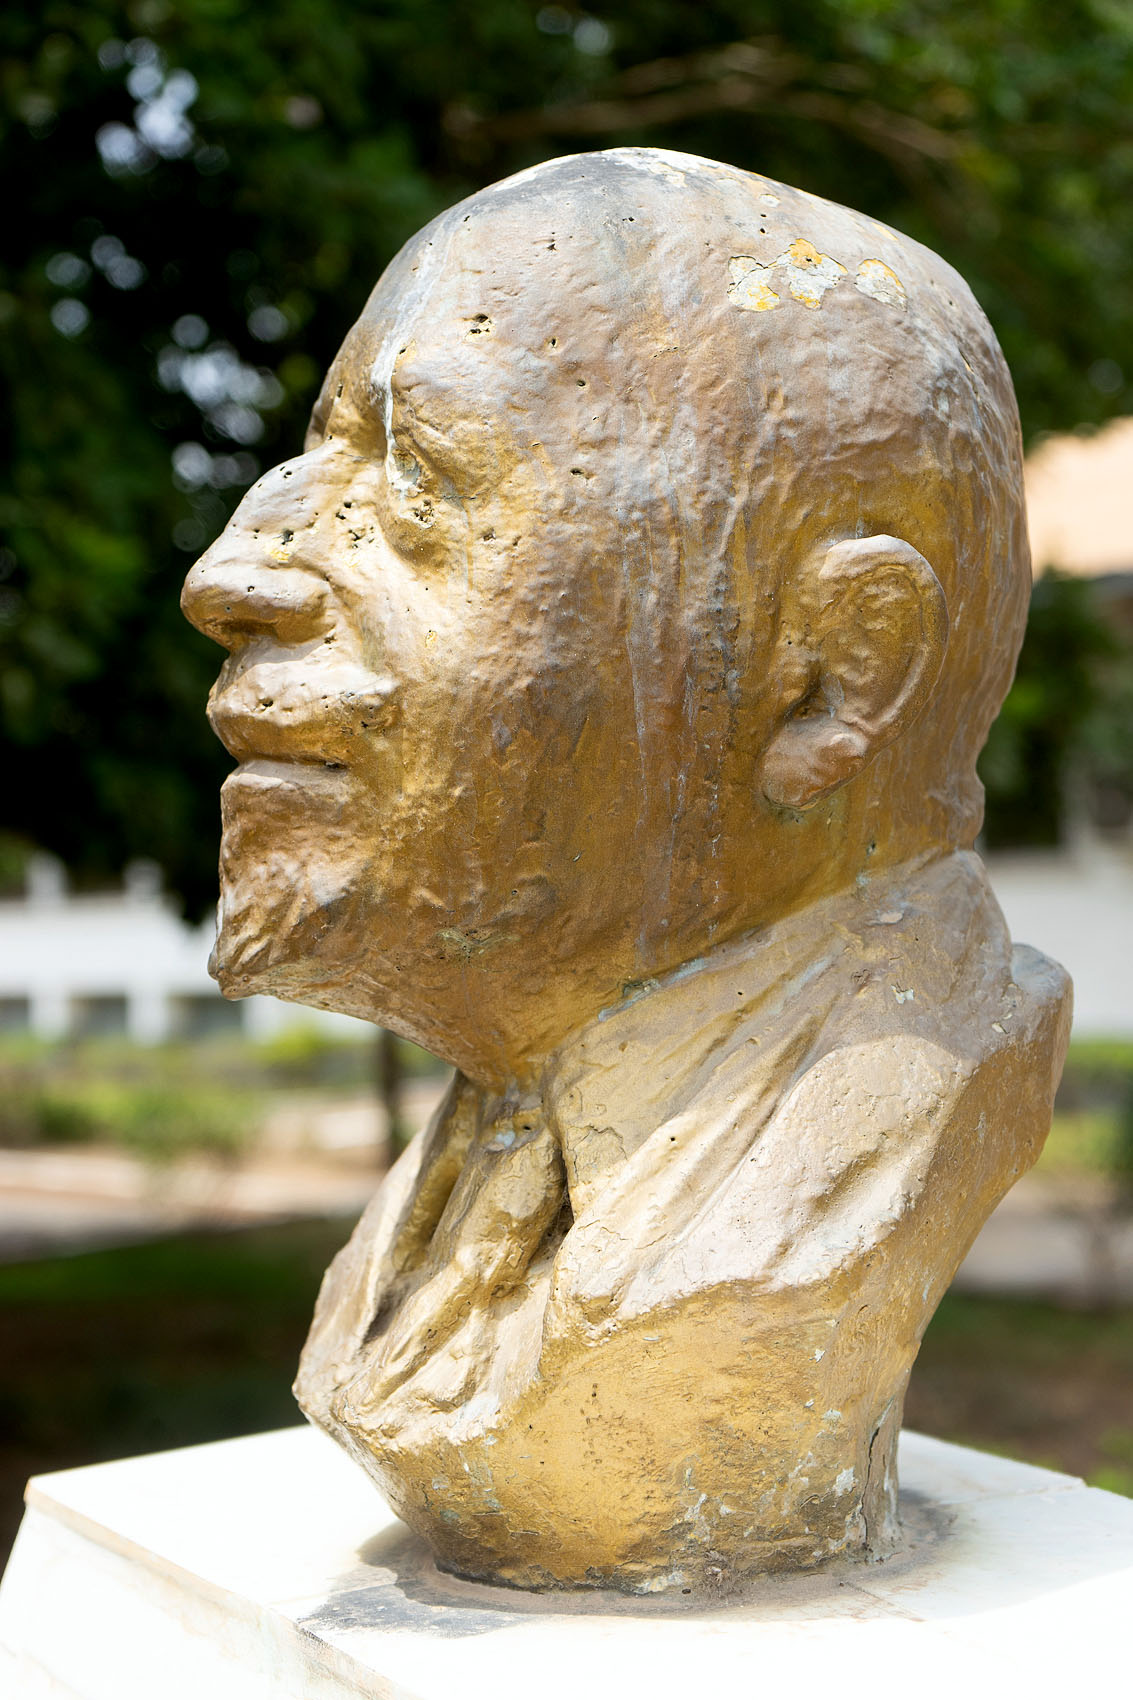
xmin=0 ymin=855 xmax=364 ymax=1043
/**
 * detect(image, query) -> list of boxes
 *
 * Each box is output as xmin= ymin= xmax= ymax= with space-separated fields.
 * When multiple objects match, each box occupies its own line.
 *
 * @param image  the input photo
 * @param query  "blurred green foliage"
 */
xmin=254 ymin=1023 xmax=440 ymax=1083
xmin=0 ymin=1028 xmax=440 ymax=1159
xmin=1037 ymin=1111 xmax=1123 ymax=1181
xmin=1037 ymin=1039 xmax=1133 ymax=1216
xmin=0 ymin=1036 xmax=264 ymax=1158
xmin=4 ymin=1 xmax=1133 ymax=907
xmin=981 ymin=572 xmax=1133 ymax=848
xmin=1056 ymin=1037 xmax=1133 ymax=1102
xmin=3 ymin=1078 xmax=250 ymax=1160
xmin=1 ymin=1024 xmax=1126 ymax=1178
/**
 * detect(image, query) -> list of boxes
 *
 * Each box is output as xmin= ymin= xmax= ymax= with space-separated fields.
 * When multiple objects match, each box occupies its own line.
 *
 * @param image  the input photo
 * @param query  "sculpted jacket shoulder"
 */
xmin=296 ymin=850 xmax=1070 ymax=1591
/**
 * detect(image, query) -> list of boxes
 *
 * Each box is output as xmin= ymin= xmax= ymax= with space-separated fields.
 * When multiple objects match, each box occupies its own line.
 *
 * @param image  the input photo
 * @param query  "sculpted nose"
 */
xmin=181 ymin=469 xmax=329 ymax=651
xmin=181 ymin=546 xmax=329 ymax=650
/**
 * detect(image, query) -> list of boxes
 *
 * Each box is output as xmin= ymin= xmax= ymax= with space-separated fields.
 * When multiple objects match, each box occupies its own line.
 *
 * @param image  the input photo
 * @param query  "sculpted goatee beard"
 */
xmin=212 ymin=777 xmax=376 ymax=1000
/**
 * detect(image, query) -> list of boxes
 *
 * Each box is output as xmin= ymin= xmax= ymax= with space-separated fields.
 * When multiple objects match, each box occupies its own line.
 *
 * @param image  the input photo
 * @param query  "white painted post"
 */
xmin=126 ymin=992 xmax=171 ymax=1044
xmin=28 ymin=990 xmax=69 ymax=1040
xmin=26 ymin=852 xmax=66 ymax=906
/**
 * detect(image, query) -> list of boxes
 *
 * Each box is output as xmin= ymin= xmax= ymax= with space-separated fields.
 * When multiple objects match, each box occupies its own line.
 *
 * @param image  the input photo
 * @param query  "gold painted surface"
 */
xmin=181 ymin=148 xmax=1071 ymax=1593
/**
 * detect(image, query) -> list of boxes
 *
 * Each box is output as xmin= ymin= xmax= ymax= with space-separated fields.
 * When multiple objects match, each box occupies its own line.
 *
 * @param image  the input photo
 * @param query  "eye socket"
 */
xmin=308 ymin=370 xmax=346 ymax=438
xmin=304 ymin=371 xmax=390 ymax=461
xmin=304 ymin=386 xmax=334 ymax=452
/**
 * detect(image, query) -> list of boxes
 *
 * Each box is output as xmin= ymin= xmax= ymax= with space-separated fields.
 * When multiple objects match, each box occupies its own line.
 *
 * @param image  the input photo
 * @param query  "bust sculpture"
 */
xmin=182 ymin=148 xmax=1071 ymax=1593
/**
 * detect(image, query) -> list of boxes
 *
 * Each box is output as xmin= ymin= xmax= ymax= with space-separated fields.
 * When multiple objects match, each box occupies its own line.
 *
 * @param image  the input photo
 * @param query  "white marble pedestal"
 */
xmin=2 ymin=1426 xmax=1131 ymax=1699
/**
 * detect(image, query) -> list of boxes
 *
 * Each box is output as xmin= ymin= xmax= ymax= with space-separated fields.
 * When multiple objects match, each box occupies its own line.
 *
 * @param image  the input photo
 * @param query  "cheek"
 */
xmin=434 ymin=644 xmax=641 ymax=874
xmin=337 ymin=535 xmax=642 ymax=845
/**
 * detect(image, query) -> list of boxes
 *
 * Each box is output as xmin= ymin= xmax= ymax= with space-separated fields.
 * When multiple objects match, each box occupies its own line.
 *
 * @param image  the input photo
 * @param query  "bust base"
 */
xmin=2 ymin=1426 xmax=1130 ymax=1698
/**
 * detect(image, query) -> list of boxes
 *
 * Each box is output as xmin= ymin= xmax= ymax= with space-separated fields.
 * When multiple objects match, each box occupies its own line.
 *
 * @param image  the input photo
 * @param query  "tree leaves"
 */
xmin=4 ymin=0 xmax=1131 ymax=903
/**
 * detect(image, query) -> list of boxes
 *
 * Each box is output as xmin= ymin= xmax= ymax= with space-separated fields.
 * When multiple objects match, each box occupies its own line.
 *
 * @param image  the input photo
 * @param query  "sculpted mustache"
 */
xmin=208 ymin=681 xmax=402 ymax=763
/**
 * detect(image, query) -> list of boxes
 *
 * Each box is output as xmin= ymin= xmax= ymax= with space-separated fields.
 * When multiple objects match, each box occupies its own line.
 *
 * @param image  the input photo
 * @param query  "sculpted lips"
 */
xmin=208 ymin=659 xmax=400 ymax=768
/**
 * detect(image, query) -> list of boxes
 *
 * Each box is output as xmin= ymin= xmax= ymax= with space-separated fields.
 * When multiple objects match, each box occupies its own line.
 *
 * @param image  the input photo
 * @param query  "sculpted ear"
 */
xmin=759 ymin=536 xmax=948 ymax=812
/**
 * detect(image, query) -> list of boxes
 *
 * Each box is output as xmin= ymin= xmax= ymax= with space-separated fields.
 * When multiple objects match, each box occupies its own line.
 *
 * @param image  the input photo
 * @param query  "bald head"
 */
xmin=184 ymin=148 xmax=1028 ymax=1080
xmin=322 ymin=148 xmax=1026 ymax=856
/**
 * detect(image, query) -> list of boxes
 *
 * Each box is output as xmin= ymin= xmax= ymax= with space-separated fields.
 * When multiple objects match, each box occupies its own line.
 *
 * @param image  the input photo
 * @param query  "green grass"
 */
xmin=904 ymin=1291 xmax=1133 ymax=1495
xmin=1062 ymin=1038 xmax=1133 ymax=1076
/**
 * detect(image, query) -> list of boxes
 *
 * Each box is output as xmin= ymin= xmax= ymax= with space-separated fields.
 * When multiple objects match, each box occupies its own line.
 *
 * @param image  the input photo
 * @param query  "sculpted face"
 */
xmin=184 ymin=189 xmax=725 ymax=1083
xmin=182 ymin=150 xmax=1023 ymax=1087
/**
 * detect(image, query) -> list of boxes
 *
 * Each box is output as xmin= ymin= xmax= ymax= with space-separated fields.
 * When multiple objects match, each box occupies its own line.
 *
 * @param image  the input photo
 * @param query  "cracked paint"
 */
xmin=728 ymin=238 xmax=847 ymax=312
xmin=729 ymin=243 xmax=906 ymax=316
xmin=781 ymin=239 xmax=847 ymax=307
xmin=727 ymin=255 xmax=780 ymax=311
xmin=856 ymin=258 xmax=907 ymax=310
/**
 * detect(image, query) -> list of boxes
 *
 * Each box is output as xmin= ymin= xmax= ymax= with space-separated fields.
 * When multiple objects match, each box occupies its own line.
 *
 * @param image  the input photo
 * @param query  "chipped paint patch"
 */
xmin=635 ymin=1569 xmax=685 ymax=1593
xmin=727 ymin=255 xmax=780 ymax=311
xmin=759 ymin=191 xmax=780 ymax=206
xmin=729 ymin=242 xmax=906 ymax=316
xmin=856 ymin=258 xmax=907 ymax=310
xmin=728 ymin=240 xmax=847 ymax=313
xmin=781 ymin=239 xmax=847 ymax=308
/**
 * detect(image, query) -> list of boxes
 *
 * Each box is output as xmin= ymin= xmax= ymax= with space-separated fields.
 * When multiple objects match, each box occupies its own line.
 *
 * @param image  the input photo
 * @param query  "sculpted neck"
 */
xmin=413 ymin=843 xmax=955 ymax=1099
